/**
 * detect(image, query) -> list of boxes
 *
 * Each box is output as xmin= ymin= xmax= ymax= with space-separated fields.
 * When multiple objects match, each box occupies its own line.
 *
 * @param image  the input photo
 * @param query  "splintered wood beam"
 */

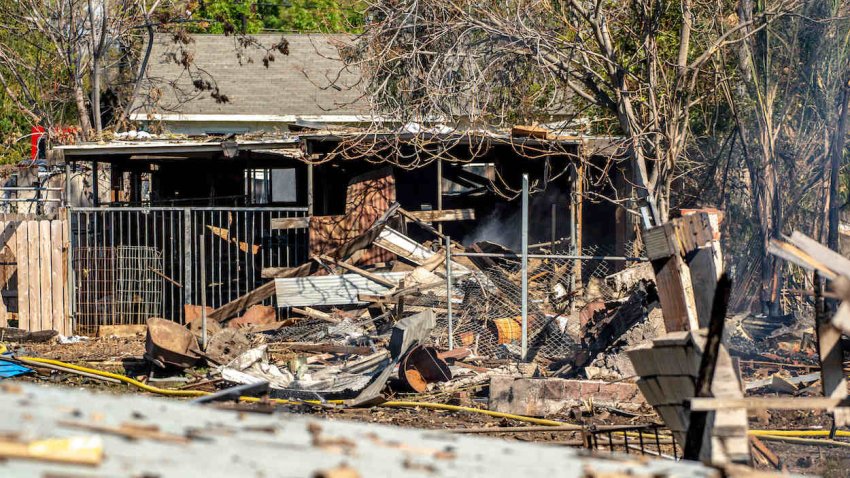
xmin=688 ymin=247 xmax=719 ymax=328
xmin=651 ymin=254 xmax=699 ymax=332
xmin=207 ymin=280 xmax=280 ymax=322
xmin=398 ymin=208 xmax=447 ymax=242
xmin=270 ymin=217 xmax=310 ymax=230
xmin=316 ymin=254 xmax=397 ymax=288
xmin=768 ymin=239 xmax=837 ymax=280
xmin=291 ymin=307 xmax=338 ymax=323
xmin=261 ymin=266 xmax=295 ymax=279
xmin=750 ymin=436 xmax=784 ymax=471
xmin=690 ymin=396 xmax=850 ymax=411
xmin=644 ymin=215 xmax=718 ymax=332
xmin=206 ymin=225 xmax=260 ymax=255
xmin=401 ymin=209 xmax=475 ymax=223
xmin=814 ymin=273 xmax=850 ymax=427
xmin=789 ymin=231 xmax=850 ymax=278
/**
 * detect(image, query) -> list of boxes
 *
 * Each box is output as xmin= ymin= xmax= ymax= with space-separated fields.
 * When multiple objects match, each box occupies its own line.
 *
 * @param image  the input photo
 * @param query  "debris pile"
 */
xmin=135 ymin=200 xmax=664 ymax=406
xmin=0 ymin=198 xmax=668 ymax=419
xmin=2 ymin=209 xmax=847 ymax=475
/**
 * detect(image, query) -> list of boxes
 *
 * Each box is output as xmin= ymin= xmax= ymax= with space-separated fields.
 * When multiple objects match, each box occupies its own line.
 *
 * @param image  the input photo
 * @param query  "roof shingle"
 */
xmin=132 ymin=34 xmax=368 ymax=118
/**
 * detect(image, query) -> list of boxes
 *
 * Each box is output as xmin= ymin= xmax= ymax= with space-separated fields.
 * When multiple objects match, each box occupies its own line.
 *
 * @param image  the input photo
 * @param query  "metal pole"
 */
xmin=550 ymin=203 xmax=556 ymax=252
xmin=521 ymin=174 xmax=529 ymax=360
xmin=437 ymin=159 xmax=443 ymax=234
xmin=66 ymin=206 xmax=75 ymax=334
xmin=307 ymin=164 xmax=314 ymax=215
xmin=446 ymin=235 xmax=453 ymax=350
xmin=569 ymin=166 xmax=577 ymax=313
xmin=199 ymin=234 xmax=207 ymax=350
xmin=183 ymin=208 xmax=193 ymax=313
xmin=92 ymin=161 xmax=99 ymax=207
xmin=64 ymin=162 xmax=72 ymax=207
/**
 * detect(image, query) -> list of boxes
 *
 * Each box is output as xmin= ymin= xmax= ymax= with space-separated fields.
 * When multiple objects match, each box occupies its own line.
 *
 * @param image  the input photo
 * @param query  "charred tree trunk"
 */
xmin=752 ymin=156 xmax=782 ymax=316
xmin=735 ymin=0 xmax=784 ymax=316
xmin=828 ymin=83 xmax=850 ymax=252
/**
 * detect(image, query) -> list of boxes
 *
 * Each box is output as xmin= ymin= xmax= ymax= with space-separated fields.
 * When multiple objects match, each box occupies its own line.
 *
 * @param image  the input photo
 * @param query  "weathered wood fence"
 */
xmin=0 ymin=216 xmax=69 ymax=335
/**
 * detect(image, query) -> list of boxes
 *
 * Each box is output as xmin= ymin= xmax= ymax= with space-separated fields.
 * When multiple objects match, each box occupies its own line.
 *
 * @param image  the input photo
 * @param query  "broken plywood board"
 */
xmin=310 ymin=169 xmax=396 ymax=267
xmin=270 ymin=217 xmax=310 ymax=230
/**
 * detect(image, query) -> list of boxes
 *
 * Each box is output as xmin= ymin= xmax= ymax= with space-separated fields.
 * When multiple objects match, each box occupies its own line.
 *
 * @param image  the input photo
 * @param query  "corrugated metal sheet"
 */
xmin=275 ymin=272 xmax=408 ymax=307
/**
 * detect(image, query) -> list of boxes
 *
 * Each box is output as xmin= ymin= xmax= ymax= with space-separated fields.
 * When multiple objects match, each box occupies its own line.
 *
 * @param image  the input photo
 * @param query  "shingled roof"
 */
xmin=130 ymin=34 xmax=369 ymax=122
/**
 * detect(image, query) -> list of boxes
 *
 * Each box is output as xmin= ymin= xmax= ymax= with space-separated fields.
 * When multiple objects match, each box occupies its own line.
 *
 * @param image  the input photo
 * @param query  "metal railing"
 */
xmin=68 ymin=206 xmax=308 ymax=332
xmin=0 ymin=186 xmax=63 ymax=202
xmin=584 ymin=424 xmax=680 ymax=460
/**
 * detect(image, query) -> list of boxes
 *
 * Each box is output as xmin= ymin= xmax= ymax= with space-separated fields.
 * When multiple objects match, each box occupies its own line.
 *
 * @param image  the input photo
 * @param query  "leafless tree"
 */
xmin=723 ymin=0 xmax=850 ymax=314
xmin=344 ymin=0 xmax=801 ymax=225
xmin=0 ymin=0 xmax=192 ymax=140
xmin=0 ymin=0 xmax=291 ymax=145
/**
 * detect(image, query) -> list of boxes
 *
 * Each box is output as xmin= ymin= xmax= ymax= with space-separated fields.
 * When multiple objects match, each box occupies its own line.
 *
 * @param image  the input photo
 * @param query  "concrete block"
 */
xmin=489 ymin=378 xmax=645 ymax=417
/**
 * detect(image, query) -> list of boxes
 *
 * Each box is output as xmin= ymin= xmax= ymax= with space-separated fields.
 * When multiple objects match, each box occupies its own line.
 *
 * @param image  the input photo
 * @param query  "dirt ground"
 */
xmin=8 ymin=336 xmax=850 ymax=476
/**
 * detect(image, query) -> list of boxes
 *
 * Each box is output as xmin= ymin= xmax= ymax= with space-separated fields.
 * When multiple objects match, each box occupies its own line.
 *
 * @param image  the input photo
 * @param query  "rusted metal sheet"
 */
xmin=144 ymin=318 xmax=201 ymax=369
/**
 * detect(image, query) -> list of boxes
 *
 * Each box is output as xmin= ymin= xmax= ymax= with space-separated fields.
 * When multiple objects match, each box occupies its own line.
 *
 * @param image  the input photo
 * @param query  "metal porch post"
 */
xmin=446 ymin=235 xmax=453 ymax=350
xmin=521 ymin=174 xmax=529 ymax=360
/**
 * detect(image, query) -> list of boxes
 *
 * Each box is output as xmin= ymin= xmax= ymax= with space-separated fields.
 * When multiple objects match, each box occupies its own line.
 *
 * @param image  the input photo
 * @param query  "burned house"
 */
xmin=12 ymin=34 xmax=628 ymax=332
xmin=49 ymin=129 xmax=636 ymax=327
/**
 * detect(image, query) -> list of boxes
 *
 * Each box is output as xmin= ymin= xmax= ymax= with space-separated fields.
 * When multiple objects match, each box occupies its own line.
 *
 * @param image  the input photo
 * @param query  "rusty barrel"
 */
xmin=399 ymin=345 xmax=452 ymax=392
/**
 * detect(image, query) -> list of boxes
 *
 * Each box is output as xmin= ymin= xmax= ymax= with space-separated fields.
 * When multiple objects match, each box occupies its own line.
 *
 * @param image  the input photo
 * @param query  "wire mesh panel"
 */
xmin=113 ymin=246 xmax=163 ymax=324
xmin=425 ymin=257 xmax=580 ymax=361
xmin=424 ymin=242 xmax=644 ymax=362
xmin=73 ymin=246 xmax=163 ymax=333
xmin=71 ymin=208 xmax=187 ymax=330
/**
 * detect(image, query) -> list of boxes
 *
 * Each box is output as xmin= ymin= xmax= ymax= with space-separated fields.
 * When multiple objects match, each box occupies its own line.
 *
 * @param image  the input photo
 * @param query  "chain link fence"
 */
xmin=424 ymin=242 xmax=645 ymax=362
